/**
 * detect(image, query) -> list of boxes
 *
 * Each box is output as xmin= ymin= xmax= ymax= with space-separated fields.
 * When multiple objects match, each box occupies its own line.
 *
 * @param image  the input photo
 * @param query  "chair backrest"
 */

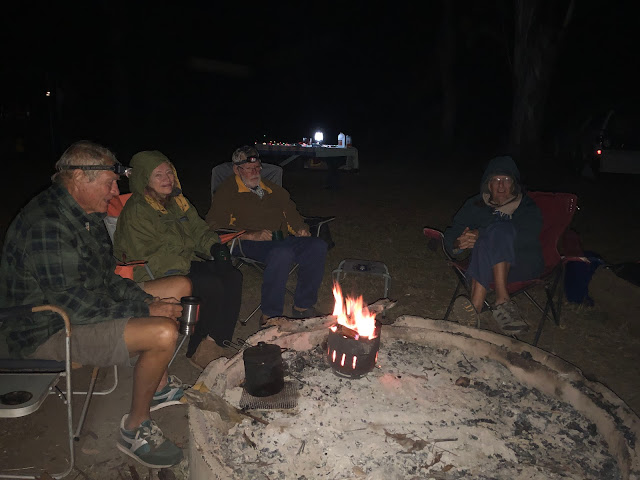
xmin=211 ymin=162 xmax=283 ymax=196
xmin=105 ymin=193 xmax=132 ymax=242
xmin=528 ymin=192 xmax=578 ymax=269
xmin=107 ymin=193 xmax=132 ymax=217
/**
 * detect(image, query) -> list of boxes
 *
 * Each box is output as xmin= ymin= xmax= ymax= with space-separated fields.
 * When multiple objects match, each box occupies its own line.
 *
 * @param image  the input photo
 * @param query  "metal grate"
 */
xmin=239 ymin=380 xmax=298 ymax=410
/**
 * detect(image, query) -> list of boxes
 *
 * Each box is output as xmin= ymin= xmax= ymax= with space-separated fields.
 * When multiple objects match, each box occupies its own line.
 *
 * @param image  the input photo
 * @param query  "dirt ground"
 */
xmin=1 ymin=157 xmax=639 ymax=479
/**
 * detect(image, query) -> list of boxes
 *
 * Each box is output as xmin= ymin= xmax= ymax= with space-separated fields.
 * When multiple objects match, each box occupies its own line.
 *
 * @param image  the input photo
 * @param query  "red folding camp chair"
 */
xmin=424 ymin=191 xmax=587 ymax=346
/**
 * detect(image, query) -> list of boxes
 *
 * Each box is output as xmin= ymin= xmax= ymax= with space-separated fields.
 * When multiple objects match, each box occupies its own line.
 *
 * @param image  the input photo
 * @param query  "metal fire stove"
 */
xmin=327 ymin=322 xmax=381 ymax=378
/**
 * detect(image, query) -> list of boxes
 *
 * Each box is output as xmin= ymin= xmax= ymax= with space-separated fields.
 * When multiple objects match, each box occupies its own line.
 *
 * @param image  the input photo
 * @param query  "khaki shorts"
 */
xmin=28 ymin=318 xmax=133 ymax=367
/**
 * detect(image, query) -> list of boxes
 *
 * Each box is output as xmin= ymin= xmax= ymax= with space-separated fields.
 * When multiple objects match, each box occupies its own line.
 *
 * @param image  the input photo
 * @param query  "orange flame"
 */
xmin=332 ymin=283 xmax=377 ymax=338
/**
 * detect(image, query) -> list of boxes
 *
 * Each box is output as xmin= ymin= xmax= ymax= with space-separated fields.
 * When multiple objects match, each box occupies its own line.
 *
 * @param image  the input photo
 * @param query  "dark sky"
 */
xmin=1 ymin=1 xmax=637 ymax=164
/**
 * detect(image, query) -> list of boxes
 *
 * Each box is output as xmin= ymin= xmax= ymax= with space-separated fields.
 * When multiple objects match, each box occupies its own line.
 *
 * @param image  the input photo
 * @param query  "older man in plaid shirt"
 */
xmin=0 ymin=141 xmax=191 ymax=469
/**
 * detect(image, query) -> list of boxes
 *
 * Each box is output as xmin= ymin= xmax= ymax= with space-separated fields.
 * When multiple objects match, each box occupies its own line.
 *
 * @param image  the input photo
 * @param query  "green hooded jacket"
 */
xmin=113 ymin=151 xmax=220 ymax=282
xmin=443 ymin=156 xmax=544 ymax=277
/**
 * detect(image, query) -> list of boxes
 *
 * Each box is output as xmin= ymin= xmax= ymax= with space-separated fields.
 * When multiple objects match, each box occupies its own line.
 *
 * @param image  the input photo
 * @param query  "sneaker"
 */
xmin=189 ymin=338 xmax=229 ymax=370
xmin=492 ymin=300 xmax=529 ymax=335
xmin=290 ymin=306 xmax=322 ymax=319
xmin=117 ymin=414 xmax=183 ymax=468
xmin=150 ymin=375 xmax=184 ymax=412
xmin=449 ymin=295 xmax=479 ymax=327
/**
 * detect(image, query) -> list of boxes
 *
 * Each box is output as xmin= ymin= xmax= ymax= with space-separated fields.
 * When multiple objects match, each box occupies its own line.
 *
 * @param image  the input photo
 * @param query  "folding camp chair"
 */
xmin=210 ymin=163 xmax=335 ymax=325
xmin=0 ymin=305 xmax=118 ymax=479
xmin=424 ymin=191 xmax=586 ymax=346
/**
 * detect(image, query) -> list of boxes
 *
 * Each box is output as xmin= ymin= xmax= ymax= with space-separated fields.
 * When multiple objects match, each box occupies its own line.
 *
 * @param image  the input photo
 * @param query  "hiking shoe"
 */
xmin=150 ymin=375 xmax=184 ymax=412
xmin=449 ymin=295 xmax=479 ymax=327
xmin=290 ymin=306 xmax=322 ymax=319
xmin=492 ymin=300 xmax=529 ymax=335
xmin=116 ymin=415 xmax=183 ymax=468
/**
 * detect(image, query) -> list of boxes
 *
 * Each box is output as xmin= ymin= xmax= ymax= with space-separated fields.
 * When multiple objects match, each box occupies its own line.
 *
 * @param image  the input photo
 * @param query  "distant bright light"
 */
xmin=314 ymin=131 xmax=323 ymax=142
xmin=45 ymin=91 xmax=51 ymax=97
xmin=596 ymin=149 xmax=602 ymax=155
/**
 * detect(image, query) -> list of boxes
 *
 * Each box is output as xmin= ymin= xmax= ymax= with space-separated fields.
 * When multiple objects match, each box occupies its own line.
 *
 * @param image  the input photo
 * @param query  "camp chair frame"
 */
xmin=0 ymin=305 xmax=117 ymax=479
xmin=424 ymin=191 xmax=584 ymax=346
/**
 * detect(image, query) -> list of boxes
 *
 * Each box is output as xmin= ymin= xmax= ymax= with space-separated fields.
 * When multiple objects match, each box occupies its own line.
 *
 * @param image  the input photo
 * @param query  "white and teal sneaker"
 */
xmin=150 ymin=375 xmax=185 ymax=412
xmin=116 ymin=414 xmax=183 ymax=468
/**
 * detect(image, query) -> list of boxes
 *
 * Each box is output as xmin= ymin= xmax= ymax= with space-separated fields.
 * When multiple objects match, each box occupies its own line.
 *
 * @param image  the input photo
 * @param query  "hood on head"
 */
xmin=480 ymin=156 xmax=521 ymax=194
xmin=129 ymin=150 xmax=182 ymax=196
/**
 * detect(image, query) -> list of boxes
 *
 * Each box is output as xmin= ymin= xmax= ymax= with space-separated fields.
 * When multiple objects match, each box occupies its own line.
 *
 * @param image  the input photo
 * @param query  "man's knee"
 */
xmin=156 ymin=318 xmax=179 ymax=347
xmin=124 ymin=316 xmax=178 ymax=357
xmin=174 ymin=275 xmax=192 ymax=298
xmin=267 ymin=245 xmax=295 ymax=265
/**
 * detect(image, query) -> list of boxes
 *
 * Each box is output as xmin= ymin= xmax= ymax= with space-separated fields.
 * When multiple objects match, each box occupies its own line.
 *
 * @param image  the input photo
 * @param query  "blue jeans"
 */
xmin=466 ymin=220 xmax=527 ymax=289
xmin=234 ymin=236 xmax=328 ymax=317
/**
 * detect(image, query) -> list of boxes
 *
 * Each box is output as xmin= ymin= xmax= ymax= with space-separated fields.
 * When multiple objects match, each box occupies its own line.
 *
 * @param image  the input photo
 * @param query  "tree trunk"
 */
xmin=439 ymin=0 xmax=457 ymax=151
xmin=510 ymin=0 xmax=574 ymax=172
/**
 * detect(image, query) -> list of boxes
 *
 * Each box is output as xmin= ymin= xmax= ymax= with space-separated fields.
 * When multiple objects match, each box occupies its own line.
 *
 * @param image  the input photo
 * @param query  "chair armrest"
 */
xmin=562 ymin=256 xmax=592 ymax=264
xmin=303 ymin=216 xmax=336 ymax=228
xmin=0 ymin=304 xmax=71 ymax=338
xmin=218 ymin=230 xmax=246 ymax=244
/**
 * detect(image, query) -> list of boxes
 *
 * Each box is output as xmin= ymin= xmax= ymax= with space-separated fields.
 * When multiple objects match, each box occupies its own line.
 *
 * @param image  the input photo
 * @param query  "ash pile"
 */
xmin=215 ymin=338 xmax=620 ymax=479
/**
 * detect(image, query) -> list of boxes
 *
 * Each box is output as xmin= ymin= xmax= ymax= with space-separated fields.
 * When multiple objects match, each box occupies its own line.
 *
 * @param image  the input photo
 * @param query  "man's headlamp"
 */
xmin=234 ymin=155 xmax=261 ymax=166
xmin=61 ymin=164 xmax=132 ymax=178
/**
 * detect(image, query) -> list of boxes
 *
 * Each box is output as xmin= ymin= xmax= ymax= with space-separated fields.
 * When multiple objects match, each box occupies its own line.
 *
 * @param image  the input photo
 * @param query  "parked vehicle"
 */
xmin=593 ymin=109 xmax=640 ymax=174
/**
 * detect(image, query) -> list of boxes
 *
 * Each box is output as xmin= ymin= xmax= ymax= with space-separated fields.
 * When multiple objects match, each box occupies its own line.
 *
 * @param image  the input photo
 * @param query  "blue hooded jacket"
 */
xmin=443 ymin=156 xmax=544 ymax=276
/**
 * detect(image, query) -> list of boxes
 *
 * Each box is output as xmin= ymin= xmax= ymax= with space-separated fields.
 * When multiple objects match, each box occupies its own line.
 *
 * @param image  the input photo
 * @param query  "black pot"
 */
xmin=243 ymin=342 xmax=285 ymax=397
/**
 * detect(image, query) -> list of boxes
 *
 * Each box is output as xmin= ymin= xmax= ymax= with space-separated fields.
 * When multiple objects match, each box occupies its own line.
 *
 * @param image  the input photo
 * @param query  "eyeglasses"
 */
xmin=489 ymin=176 xmax=513 ymax=185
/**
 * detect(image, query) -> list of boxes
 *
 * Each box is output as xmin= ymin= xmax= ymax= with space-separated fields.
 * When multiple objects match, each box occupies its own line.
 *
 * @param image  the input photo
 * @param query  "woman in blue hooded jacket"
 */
xmin=443 ymin=156 xmax=543 ymax=333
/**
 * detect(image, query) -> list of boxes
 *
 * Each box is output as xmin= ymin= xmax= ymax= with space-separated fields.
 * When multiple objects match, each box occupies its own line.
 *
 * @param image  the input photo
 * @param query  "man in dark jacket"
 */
xmin=0 ymin=141 xmax=191 ymax=469
xmin=443 ymin=156 xmax=543 ymax=334
xmin=205 ymin=145 xmax=328 ymax=324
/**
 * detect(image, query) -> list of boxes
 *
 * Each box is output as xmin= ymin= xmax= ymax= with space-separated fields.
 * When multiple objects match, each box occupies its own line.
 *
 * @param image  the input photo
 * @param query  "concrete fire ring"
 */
xmin=187 ymin=316 xmax=640 ymax=480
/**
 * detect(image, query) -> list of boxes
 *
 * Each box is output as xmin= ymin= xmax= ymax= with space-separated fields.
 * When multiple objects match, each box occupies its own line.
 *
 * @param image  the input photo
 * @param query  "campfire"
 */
xmin=189 ymin=316 xmax=640 ymax=479
xmin=327 ymin=284 xmax=381 ymax=378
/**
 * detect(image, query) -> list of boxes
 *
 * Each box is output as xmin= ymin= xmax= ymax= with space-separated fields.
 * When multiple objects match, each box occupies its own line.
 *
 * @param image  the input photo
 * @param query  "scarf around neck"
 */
xmin=482 ymin=192 xmax=522 ymax=219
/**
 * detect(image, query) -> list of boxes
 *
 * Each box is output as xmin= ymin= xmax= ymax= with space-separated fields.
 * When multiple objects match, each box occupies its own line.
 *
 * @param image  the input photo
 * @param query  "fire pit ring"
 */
xmin=188 ymin=316 xmax=640 ymax=479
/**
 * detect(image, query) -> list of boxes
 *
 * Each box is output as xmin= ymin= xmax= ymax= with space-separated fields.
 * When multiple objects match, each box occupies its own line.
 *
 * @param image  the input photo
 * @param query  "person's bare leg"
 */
xmin=122 ymin=317 xmax=178 ymax=430
xmin=138 ymin=276 xmax=191 ymax=391
xmin=143 ymin=276 xmax=192 ymax=302
xmin=493 ymin=261 xmax=510 ymax=305
xmin=470 ymin=278 xmax=488 ymax=312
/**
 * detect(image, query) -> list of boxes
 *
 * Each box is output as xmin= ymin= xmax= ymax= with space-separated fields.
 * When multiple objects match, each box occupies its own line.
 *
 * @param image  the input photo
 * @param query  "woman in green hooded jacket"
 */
xmin=114 ymin=151 xmax=242 ymax=369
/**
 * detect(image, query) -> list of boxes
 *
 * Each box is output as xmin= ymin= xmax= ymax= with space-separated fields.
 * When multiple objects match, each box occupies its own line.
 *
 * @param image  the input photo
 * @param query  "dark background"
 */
xmin=1 ymin=1 xmax=638 ymax=190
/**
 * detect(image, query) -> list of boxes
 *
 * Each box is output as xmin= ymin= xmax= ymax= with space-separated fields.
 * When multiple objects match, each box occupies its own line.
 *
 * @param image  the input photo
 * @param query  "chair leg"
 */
xmin=443 ymin=282 xmax=462 ymax=322
xmin=533 ymin=283 xmax=559 ymax=346
xmin=73 ymin=365 xmax=118 ymax=396
xmin=240 ymin=303 xmax=262 ymax=326
xmin=73 ymin=366 xmax=99 ymax=440
xmin=523 ymin=291 xmax=554 ymax=323
xmin=168 ymin=334 xmax=189 ymax=368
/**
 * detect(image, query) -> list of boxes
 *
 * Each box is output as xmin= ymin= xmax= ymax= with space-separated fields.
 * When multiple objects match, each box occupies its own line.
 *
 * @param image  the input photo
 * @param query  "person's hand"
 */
xmin=241 ymin=229 xmax=272 ymax=241
xmin=455 ymin=227 xmax=479 ymax=250
xmin=148 ymin=299 xmax=182 ymax=320
xmin=296 ymin=227 xmax=311 ymax=237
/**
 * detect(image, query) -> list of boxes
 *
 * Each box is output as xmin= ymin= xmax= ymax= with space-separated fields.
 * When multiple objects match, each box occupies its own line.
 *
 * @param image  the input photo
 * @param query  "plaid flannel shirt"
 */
xmin=0 ymin=184 xmax=151 ymax=357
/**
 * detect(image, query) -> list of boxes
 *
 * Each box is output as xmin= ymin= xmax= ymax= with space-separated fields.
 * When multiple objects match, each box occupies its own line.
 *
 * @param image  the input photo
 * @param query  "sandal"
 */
xmin=492 ymin=300 xmax=529 ymax=334
xmin=449 ymin=295 xmax=479 ymax=327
